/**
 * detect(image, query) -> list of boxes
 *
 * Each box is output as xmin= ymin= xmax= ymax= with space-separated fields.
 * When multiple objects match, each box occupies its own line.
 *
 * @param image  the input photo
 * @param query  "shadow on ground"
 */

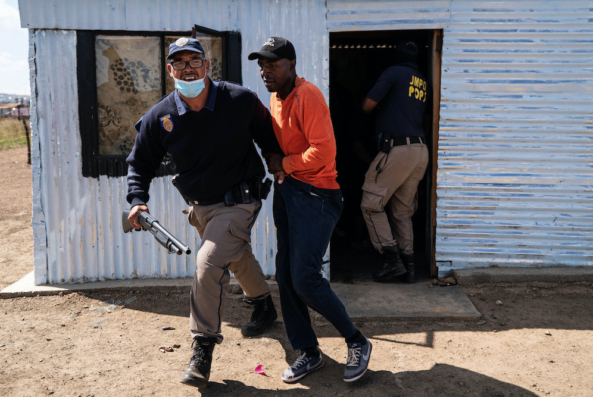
xmin=83 ymin=281 xmax=593 ymax=339
xmin=77 ymin=284 xmax=592 ymax=396
xmin=3 ymin=284 xmax=590 ymax=396
xmin=189 ymin=360 xmax=537 ymax=397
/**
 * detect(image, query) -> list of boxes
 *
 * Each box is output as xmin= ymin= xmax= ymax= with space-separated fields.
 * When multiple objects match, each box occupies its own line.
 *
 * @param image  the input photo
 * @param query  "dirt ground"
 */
xmin=0 ymin=147 xmax=33 ymax=291
xmin=1 ymin=146 xmax=593 ymax=397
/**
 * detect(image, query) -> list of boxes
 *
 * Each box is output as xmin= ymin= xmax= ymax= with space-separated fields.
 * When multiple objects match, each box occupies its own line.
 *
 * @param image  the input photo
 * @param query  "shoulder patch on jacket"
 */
xmin=160 ymin=115 xmax=174 ymax=132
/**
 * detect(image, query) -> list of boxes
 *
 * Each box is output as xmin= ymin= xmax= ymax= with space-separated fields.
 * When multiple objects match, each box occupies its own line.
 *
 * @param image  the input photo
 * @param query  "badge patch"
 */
xmin=263 ymin=38 xmax=275 ymax=47
xmin=176 ymin=37 xmax=189 ymax=46
xmin=160 ymin=115 xmax=174 ymax=132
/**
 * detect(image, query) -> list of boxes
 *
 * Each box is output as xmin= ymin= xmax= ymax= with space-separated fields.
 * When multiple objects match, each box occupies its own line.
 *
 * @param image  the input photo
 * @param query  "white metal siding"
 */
xmin=26 ymin=0 xmax=328 ymax=284
xmin=327 ymin=0 xmax=452 ymax=32
xmin=29 ymin=30 xmax=200 ymax=284
xmin=437 ymin=1 xmax=593 ymax=272
xmin=19 ymin=0 xmax=236 ymax=32
xmin=23 ymin=0 xmax=593 ymax=283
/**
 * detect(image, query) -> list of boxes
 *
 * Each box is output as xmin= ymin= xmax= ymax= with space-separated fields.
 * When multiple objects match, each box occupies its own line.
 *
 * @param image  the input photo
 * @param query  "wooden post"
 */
xmin=22 ymin=116 xmax=31 ymax=165
xmin=18 ymin=98 xmax=31 ymax=165
xmin=430 ymin=30 xmax=443 ymax=277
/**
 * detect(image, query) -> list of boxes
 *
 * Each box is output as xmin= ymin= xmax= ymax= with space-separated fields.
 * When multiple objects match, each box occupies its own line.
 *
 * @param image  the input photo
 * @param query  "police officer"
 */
xmin=126 ymin=38 xmax=284 ymax=386
xmin=360 ymin=39 xmax=429 ymax=284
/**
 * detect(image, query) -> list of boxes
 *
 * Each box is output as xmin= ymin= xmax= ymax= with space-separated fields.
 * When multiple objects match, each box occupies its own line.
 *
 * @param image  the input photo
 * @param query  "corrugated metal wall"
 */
xmin=22 ymin=0 xmax=593 ymax=283
xmin=29 ymin=30 xmax=202 ymax=284
xmin=24 ymin=0 xmax=328 ymax=284
xmin=327 ymin=0 xmax=452 ymax=31
xmin=326 ymin=0 xmax=592 ymax=273
xmin=437 ymin=1 xmax=593 ymax=272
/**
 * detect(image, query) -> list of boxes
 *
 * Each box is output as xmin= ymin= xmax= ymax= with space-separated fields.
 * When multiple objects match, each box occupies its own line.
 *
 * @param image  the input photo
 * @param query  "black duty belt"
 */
xmin=390 ymin=136 xmax=425 ymax=147
xmin=174 ymin=178 xmax=272 ymax=207
xmin=187 ymin=196 xmax=225 ymax=206
xmin=380 ymin=136 xmax=425 ymax=153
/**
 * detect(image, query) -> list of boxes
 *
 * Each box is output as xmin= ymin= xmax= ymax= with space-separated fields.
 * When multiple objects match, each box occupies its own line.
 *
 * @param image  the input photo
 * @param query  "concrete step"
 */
xmin=329 ymin=280 xmax=481 ymax=321
xmin=452 ymin=266 xmax=593 ymax=286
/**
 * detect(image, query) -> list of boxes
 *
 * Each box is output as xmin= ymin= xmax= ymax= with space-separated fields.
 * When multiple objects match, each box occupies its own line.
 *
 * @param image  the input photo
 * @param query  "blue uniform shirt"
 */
xmin=367 ymin=62 xmax=428 ymax=140
xmin=126 ymin=78 xmax=282 ymax=207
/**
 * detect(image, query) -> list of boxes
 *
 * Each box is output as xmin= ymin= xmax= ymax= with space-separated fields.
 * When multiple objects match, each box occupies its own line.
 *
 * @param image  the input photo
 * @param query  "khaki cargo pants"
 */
xmin=361 ymin=139 xmax=429 ymax=254
xmin=185 ymin=199 xmax=270 ymax=343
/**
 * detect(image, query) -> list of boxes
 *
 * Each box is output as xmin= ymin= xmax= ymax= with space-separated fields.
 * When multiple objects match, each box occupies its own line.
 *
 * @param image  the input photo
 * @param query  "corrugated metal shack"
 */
xmin=19 ymin=0 xmax=592 ymax=285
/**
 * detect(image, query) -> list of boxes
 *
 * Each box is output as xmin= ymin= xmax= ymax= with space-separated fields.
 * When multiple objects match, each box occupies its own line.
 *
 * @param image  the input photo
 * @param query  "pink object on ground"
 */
xmin=255 ymin=365 xmax=268 ymax=376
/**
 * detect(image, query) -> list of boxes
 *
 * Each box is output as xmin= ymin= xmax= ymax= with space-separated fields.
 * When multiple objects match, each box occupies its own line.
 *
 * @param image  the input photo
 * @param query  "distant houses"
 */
xmin=0 ymin=103 xmax=30 ymax=117
xmin=0 ymin=95 xmax=31 ymax=116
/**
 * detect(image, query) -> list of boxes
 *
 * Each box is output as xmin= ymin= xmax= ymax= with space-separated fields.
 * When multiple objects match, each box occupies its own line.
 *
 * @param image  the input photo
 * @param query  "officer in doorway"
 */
xmin=360 ymin=39 xmax=429 ymax=284
xmin=126 ymin=37 xmax=285 ymax=386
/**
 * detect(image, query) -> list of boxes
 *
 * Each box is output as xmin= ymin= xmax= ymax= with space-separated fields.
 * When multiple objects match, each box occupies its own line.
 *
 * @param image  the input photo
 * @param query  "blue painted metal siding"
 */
xmin=327 ymin=0 xmax=452 ymax=31
xmin=437 ymin=1 xmax=593 ymax=272
xmin=324 ymin=0 xmax=592 ymax=272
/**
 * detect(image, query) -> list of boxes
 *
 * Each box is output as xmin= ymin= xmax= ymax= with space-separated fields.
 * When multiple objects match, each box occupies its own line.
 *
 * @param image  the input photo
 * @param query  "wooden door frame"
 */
xmin=430 ymin=29 xmax=443 ymax=277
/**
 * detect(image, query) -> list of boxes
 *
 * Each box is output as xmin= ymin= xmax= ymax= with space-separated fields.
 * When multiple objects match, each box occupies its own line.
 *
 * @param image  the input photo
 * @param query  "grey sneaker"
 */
xmin=343 ymin=338 xmax=372 ymax=382
xmin=281 ymin=350 xmax=324 ymax=383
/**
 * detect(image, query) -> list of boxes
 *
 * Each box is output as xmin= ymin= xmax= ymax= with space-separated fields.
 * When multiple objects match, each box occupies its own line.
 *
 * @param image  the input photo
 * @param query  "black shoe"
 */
xmin=241 ymin=294 xmax=278 ymax=336
xmin=180 ymin=337 xmax=216 ymax=386
xmin=401 ymin=253 xmax=416 ymax=284
xmin=372 ymin=246 xmax=407 ymax=281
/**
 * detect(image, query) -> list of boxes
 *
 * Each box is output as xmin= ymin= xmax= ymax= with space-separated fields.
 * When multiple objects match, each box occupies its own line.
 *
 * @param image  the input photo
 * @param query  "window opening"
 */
xmin=78 ymin=26 xmax=241 ymax=178
xmin=95 ymin=35 xmax=162 ymax=156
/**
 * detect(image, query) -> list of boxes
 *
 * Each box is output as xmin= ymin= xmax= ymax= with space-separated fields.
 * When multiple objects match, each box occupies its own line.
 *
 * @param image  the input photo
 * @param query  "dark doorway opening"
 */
xmin=329 ymin=29 xmax=442 ymax=282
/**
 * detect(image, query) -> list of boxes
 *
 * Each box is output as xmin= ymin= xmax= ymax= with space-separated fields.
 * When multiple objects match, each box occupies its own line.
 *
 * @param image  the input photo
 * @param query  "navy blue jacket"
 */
xmin=126 ymin=79 xmax=282 ymax=207
xmin=367 ymin=62 xmax=428 ymax=140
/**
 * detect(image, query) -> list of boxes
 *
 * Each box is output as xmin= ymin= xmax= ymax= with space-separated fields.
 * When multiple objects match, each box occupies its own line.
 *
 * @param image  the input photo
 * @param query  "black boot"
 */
xmin=241 ymin=294 xmax=278 ymax=336
xmin=401 ymin=253 xmax=416 ymax=284
xmin=372 ymin=245 xmax=407 ymax=281
xmin=180 ymin=337 xmax=216 ymax=386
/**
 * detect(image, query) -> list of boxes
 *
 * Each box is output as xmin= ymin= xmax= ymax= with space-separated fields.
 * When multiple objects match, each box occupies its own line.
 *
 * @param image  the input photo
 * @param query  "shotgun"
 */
xmin=122 ymin=210 xmax=191 ymax=255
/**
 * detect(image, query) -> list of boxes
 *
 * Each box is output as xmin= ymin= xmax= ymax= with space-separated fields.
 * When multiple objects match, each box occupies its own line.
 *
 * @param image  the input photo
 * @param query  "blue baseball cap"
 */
xmin=167 ymin=38 xmax=205 ymax=60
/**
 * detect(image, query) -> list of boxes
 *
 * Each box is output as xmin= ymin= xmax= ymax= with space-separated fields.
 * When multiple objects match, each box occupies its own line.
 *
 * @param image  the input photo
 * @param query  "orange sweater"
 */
xmin=270 ymin=77 xmax=340 ymax=190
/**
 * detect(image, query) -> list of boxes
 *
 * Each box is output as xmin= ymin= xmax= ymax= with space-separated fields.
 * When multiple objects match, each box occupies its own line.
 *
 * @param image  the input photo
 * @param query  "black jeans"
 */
xmin=273 ymin=176 xmax=356 ymax=350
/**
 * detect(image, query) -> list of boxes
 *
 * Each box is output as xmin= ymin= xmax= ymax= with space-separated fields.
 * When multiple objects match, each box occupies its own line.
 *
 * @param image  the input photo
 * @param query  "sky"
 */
xmin=0 ymin=0 xmax=30 ymax=95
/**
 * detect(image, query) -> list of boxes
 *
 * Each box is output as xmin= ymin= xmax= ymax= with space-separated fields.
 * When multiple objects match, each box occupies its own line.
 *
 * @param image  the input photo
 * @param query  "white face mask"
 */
xmin=174 ymin=73 xmax=206 ymax=98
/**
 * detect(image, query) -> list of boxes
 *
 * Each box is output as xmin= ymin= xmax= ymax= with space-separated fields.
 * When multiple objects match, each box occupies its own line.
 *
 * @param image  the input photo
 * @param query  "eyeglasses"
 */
xmin=169 ymin=59 xmax=206 ymax=70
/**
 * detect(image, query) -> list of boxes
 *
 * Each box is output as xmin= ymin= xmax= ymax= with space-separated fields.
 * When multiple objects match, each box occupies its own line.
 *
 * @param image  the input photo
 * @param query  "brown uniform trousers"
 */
xmin=361 ymin=139 xmax=429 ymax=254
xmin=185 ymin=199 xmax=271 ymax=343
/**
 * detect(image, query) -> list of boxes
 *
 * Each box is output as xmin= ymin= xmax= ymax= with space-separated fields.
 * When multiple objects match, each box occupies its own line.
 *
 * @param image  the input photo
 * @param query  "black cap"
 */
xmin=248 ymin=37 xmax=296 ymax=61
xmin=167 ymin=37 xmax=205 ymax=60
xmin=395 ymin=39 xmax=419 ymax=56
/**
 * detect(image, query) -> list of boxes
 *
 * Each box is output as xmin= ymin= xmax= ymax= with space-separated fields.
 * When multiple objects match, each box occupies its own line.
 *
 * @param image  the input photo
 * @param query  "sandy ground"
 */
xmin=0 ymin=147 xmax=33 ymax=291
xmin=1 ymin=146 xmax=593 ymax=396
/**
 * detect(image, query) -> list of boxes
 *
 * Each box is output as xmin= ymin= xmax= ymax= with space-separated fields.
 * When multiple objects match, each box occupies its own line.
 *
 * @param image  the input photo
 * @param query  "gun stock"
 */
xmin=122 ymin=210 xmax=135 ymax=233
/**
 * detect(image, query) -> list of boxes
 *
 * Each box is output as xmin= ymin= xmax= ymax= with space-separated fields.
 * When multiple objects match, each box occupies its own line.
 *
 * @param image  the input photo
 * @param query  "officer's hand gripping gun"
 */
xmin=122 ymin=210 xmax=191 ymax=256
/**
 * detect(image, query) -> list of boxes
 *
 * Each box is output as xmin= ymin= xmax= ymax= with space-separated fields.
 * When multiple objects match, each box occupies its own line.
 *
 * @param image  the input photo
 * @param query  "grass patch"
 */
xmin=0 ymin=116 xmax=29 ymax=150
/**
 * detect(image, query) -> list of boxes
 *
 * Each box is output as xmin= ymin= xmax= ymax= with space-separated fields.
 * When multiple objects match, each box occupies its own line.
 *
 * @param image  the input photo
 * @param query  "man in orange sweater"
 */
xmin=249 ymin=37 xmax=372 ymax=383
